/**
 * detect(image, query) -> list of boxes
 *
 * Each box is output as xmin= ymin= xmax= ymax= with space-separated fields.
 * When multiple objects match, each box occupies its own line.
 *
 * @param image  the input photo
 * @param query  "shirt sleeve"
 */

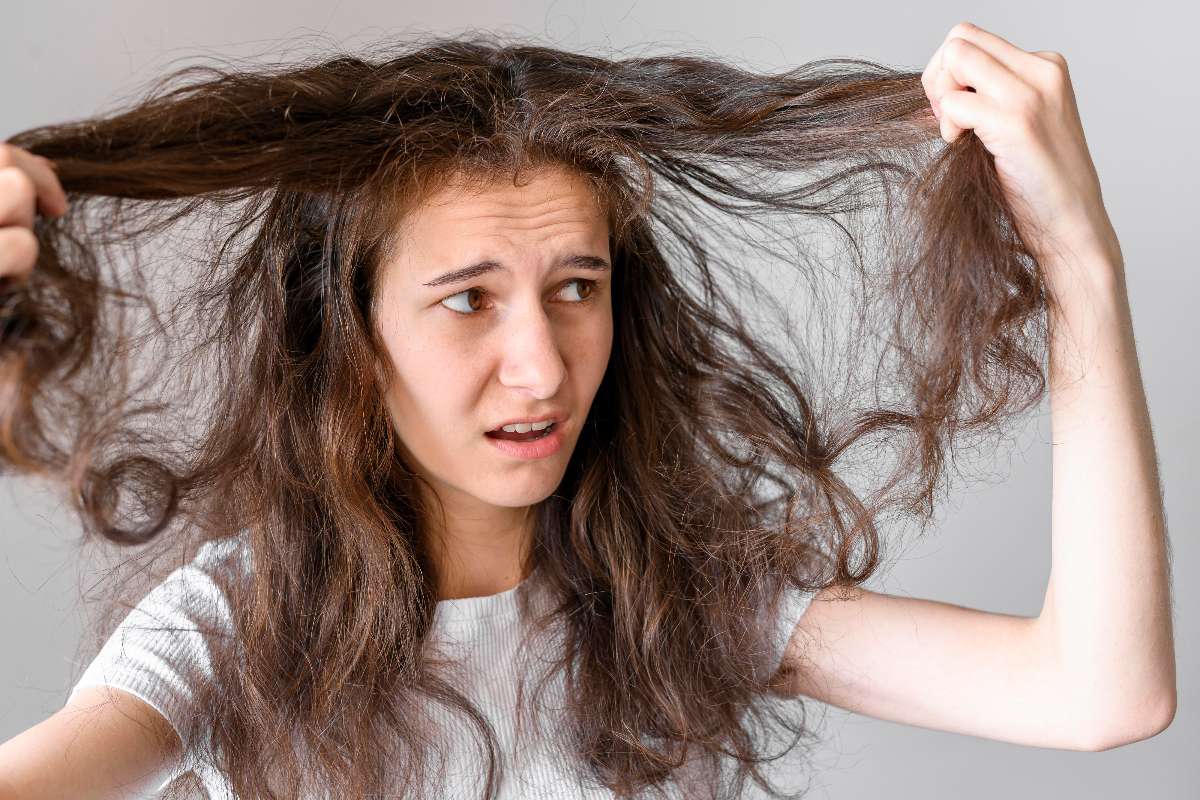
xmin=65 ymin=538 xmax=239 ymax=788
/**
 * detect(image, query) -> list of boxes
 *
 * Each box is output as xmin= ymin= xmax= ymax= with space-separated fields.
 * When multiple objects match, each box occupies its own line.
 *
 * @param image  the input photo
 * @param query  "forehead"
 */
xmin=396 ymin=165 xmax=609 ymax=250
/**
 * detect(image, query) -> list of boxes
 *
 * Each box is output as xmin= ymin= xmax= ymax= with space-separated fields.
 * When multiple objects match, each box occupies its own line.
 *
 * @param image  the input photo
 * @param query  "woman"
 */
xmin=0 ymin=22 xmax=1175 ymax=799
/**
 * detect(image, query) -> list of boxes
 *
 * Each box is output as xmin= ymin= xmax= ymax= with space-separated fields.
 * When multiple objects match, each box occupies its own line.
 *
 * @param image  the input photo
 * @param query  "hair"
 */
xmin=1 ymin=29 xmax=1061 ymax=800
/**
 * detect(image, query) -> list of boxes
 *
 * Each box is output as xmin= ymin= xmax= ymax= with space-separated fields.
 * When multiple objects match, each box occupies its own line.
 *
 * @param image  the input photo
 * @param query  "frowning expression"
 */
xmin=373 ymin=164 xmax=613 ymax=512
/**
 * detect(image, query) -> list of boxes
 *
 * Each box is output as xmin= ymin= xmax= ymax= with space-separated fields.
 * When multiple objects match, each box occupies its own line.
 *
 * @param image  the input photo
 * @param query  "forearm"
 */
xmin=1036 ymin=241 xmax=1176 ymax=742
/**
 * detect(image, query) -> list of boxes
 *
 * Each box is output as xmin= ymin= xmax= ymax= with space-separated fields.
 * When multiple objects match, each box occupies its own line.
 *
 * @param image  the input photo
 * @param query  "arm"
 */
xmin=769 ymin=21 xmax=1177 ymax=753
xmin=1036 ymin=241 xmax=1176 ymax=745
xmin=0 ymin=685 xmax=184 ymax=799
xmin=771 ymin=244 xmax=1175 ymax=753
xmin=771 ymin=587 xmax=1087 ymax=749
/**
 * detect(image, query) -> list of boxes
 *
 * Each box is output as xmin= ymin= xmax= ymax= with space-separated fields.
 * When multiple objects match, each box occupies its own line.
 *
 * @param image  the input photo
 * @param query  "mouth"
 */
xmin=483 ymin=419 xmax=566 ymax=461
xmin=484 ymin=421 xmax=558 ymax=442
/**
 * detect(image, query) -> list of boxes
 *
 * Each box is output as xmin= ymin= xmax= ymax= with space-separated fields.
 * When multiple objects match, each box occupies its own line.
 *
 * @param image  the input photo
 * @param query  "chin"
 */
xmin=476 ymin=462 xmax=569 ymax=504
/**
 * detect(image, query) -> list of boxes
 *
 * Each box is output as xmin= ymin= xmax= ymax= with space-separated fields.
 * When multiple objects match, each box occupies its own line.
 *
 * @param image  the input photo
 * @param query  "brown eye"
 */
xmin=562 ymin=278 xmax=597 ymax=302
xmin=440 ymin=287 xmax=488 ymax=315
xmin=440 ymin=280 xmax=597 ymax=317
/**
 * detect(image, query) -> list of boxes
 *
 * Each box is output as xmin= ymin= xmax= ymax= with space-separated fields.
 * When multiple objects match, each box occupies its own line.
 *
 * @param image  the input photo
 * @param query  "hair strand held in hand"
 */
xmin=1 ymin=30 xmax=1057 ymax=800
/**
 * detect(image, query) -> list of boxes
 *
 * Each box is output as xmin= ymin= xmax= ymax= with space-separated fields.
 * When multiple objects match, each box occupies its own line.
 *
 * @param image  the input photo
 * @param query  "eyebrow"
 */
xmin=421 ymin=254 xmax=612 ymax=288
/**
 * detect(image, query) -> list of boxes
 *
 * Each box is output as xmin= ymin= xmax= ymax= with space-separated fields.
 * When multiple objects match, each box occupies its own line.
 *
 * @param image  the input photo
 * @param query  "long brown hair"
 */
xmin=2 ymin=30 xmax=1057 ymax=799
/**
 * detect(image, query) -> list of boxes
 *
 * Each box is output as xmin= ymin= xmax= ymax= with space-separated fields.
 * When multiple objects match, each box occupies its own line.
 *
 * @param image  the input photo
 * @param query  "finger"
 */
xmin=937 ymin=88 xmax=1000 ymax=143
xmin=933 ymin=38 xmax=1028 ymax=143
xmin=941 ymin=22 xmax=1044 ymax=78
xmin=923 ymin=24 xmax=981 ymax=114
xmin=0 ymin=167 xmax=37 ymax=230
xmin=923 ymin=21 xmax=1043 ymax=118
xmin=937 ymin=37 xmax=1027 ymax=107
xmin=928 ymin=42 xmax=960 ymax=136
xmin=921 ymin=38 xmax=951 ymax=113
xmin=0 ymin=144 xmax=69 ymax=219
xmin=0 ymin=226 xmax=39 ymax=280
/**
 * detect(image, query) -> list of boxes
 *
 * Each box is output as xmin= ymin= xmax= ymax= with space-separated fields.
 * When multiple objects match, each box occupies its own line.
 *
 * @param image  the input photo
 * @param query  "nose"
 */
xmin=495 ymin=303 xmax=568 ymax=399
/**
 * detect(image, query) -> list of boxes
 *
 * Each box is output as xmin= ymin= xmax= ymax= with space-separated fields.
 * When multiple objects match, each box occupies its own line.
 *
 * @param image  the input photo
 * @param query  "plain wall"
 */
xmin=3 ymin=0 xmax=1195 ymax=797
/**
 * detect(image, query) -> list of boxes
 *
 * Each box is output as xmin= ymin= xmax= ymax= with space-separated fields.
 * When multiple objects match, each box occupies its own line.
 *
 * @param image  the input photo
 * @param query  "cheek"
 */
xmin=592 ymin=301 xmax=614 ymax=364
xmin=381 ymin=350 xmax=480 ymax=478
xmin=568 ymin=311 xmax=614 ymax=388
xmin=377 ymin=308 xmax=462 ymax=396
xmin=388 ymin=345 xmax=478 ymax=419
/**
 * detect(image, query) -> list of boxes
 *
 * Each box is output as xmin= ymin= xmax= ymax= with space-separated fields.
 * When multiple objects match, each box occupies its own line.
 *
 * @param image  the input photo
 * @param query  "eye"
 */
xmin=439 ymin=278 xmax=600 ymax=316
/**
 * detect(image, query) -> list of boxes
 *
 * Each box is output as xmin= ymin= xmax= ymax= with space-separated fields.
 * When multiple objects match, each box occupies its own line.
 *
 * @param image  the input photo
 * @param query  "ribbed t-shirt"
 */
xmin=65 ymin=537 xmax=815 ymax=798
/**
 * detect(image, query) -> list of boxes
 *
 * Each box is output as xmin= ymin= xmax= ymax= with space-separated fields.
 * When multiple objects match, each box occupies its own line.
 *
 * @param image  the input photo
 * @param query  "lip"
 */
xmin=485 ymin=412 xmax=568 ymax=433
xmin=483 ymin=419 xmax=566 ymax=460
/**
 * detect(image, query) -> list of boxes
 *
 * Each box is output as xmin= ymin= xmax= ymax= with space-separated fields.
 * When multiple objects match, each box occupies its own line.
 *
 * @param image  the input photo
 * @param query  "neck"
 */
xmin=420 ymin=492 xmax=537 ymax=601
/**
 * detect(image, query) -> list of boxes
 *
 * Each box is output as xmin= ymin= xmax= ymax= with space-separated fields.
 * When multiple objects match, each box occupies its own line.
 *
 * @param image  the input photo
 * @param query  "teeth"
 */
xmin=501 ymin=420 xmax=553 ymax=433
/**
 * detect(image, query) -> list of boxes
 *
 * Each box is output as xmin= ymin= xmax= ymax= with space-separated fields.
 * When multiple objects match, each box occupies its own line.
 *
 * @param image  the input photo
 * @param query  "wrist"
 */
xmin=1036 ymin=217 xmax=1125 ymax=300
xmin=1032 ymin=198 xmax=1123 ymax=269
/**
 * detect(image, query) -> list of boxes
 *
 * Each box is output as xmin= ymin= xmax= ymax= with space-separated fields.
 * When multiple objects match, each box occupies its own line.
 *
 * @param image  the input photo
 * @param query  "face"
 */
xmin=373 ymin=164 xmax=613 ymax=526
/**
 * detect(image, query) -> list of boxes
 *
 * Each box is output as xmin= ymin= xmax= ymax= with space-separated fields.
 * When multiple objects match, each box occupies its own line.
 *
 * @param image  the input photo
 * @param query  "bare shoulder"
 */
xmin=0 ymin=685 xmax=183 ymax=799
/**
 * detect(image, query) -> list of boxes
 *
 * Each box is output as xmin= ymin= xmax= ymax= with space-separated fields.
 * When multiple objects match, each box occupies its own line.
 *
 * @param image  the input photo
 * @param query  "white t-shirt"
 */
xmin=66 ymin=537 xmax=815 ymax=798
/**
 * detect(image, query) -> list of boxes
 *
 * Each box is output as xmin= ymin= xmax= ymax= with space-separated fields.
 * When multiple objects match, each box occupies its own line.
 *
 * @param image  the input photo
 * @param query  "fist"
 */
xmin=920 ymin=22 xmax=1119 ymax=269
xmin=0 ymin=143 xmax=70 ymax=282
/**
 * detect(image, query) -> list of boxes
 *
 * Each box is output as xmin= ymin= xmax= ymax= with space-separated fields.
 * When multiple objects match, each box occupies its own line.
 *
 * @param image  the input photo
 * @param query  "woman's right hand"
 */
xmin=0 ymin=143 xmax=69 ymax=281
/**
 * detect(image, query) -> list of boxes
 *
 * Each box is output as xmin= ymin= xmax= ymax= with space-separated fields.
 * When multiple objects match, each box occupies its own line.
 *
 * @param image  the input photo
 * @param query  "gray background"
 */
xmin=3 ymin=1 xmax=1195 ymax=797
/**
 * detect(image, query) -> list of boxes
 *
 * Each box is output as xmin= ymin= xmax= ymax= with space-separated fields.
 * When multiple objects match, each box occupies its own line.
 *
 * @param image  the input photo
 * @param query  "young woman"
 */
xmin=0 ymin=21 xmax=1175 ymax=800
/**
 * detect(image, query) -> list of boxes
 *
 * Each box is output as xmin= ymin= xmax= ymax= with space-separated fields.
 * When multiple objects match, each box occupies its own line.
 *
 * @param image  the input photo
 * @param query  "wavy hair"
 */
xmin=1 ymin=30 xmax=1057 ymax=800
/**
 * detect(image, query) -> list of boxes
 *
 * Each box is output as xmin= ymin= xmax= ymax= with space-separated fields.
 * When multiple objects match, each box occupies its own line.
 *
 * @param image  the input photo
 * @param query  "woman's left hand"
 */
xmin=922 ymin=22 xmax=1123 ymax=278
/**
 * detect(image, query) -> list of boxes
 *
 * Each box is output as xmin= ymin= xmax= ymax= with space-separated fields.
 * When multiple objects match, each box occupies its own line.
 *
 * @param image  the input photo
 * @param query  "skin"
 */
xmin=0 ymin=145 xmax=68 ymax=281
xmin=0 ymin=26 xmax=1172 ymax=784
xmin=371 ymin=164 xmax=613 ymax=601
xmin=0 ymin=155 xmax=614 ymax=794
xmin=774 ymin=21 xmax=1173 ymax=753
xmin=0 ymin=148 xmax=616 ymax=605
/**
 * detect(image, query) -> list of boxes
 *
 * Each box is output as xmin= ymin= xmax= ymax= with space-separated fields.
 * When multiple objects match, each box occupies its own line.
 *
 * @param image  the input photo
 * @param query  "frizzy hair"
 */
xmin=1 ymin=30 xmax=1057 ymax=800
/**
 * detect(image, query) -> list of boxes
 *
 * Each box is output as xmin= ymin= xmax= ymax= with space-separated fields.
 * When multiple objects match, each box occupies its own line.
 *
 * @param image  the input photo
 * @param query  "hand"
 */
xmin=0 ymin=142 xmax=69 ymax=282
xmin=921 ymin=22 xmax=1122 ymax=276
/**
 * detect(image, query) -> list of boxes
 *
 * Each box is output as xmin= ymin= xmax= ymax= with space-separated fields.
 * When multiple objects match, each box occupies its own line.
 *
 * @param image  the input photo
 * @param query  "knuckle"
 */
xmin=0 ymin=165 xmax=35 ymax=200
xmin=944 ymin=36 xmax=971 ymax=59
xmin=0 ymin=226 xmax=39 ymax=276
xmin=1032 ymin=51 xmax=1069 ymax=86
xmin=949 ymin=21 xmax=976 ymax=39
xmin=1043 ymin=58 xmax=1069 ymax=86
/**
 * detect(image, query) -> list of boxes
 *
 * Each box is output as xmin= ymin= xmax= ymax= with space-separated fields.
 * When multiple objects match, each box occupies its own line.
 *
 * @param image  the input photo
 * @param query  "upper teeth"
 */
xmin=501 ymin=420 xmax=553 ymax=433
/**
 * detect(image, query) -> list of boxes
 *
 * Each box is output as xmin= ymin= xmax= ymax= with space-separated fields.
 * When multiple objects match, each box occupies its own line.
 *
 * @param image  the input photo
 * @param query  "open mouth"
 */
xmin=485 ymin=422 xmax=557 ymax=442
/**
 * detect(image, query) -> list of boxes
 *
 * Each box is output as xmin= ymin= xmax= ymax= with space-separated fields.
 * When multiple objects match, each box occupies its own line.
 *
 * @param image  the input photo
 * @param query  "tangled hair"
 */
xmin=1 ymin=29 xmax=1059 ymax=800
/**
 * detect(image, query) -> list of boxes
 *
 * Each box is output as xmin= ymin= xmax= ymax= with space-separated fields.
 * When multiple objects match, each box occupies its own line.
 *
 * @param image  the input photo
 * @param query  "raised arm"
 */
xmin=769 ymin=22 xmax=1175 ymax=753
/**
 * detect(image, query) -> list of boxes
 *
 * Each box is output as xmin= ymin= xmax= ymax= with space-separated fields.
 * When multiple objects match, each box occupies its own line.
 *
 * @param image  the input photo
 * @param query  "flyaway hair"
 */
xmin=1 ymin=30 xmax=1057 ymax=800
